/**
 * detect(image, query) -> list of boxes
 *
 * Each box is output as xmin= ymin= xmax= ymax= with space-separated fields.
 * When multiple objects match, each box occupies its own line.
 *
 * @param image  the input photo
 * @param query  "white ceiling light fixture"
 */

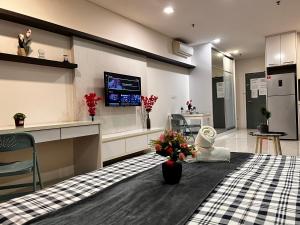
xmin=163 ymin=6 xmax=174 ymax=15
xmin=231 ymin=50 xmax=239 ymax=54
xmin=212 ymin=38 xmax=221 ymax=44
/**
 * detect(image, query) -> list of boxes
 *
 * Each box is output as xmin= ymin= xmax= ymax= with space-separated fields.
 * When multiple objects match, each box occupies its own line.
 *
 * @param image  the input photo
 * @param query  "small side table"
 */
xmin=249 ymin=131 xmax=286 ymax=155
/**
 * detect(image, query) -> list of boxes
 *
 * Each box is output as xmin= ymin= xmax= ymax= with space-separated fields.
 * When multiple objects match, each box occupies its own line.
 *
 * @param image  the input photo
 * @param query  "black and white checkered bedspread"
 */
xmin=0 ymin=153 xmax=299 ymax=225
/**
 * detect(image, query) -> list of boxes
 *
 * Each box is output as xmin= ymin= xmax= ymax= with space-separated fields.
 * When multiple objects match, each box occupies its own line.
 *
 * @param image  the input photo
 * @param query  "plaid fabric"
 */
xmin=187 ymin=154 xmax=300 ymax=225
xmin=0 ymin=154 xmax=299 ymax=225
xmin=0 ymin=153 xmax=165 ymax=225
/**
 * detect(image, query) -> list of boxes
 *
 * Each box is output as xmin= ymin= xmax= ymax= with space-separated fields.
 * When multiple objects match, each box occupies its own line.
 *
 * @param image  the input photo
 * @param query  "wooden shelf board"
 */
xmin=0 ymin=52 xmax=78 ymax=69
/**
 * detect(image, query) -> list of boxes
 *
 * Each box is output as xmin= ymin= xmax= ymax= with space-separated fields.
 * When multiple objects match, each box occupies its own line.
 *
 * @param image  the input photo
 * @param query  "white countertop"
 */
xmin=181 ymin=113 xmax=211 ymax=117
xmin=0 ymin=121 xmax=102 ymax=134
xmin=102 ymin=128 xmax=164 ymax=143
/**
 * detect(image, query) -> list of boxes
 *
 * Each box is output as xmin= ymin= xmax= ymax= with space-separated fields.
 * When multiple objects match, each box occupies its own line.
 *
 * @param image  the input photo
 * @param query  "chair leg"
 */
xmin=259 ymin=137 xmax=263 ymax=154
xmin=36 ymin=161 xmax=43 ymax=189
xmin=33 ymin=163 xmax=36 ymax=192
xmin=255 ymin=137 xmax=259 ymax=154
xmin=276 ymin=137 xmax=282 ymax=155
xmin=273 ymin=136 xmax=278 ymax=155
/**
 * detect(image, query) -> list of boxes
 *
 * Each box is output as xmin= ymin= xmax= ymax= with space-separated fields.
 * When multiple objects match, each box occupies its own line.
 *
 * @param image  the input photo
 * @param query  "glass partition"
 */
xmin=211 ymin=49 xmax=235 ymax=133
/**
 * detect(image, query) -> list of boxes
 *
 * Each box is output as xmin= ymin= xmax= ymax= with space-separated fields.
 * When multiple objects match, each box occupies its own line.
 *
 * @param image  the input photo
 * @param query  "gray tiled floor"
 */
xmin=214 ymin=129 xmax=300 ymax=156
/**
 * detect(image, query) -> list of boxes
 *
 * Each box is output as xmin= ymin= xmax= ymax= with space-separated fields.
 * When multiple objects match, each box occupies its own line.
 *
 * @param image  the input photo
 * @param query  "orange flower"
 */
xmin=180 ymin=143 xmax=188 ymax=149
xmin=155 ymin=144 xmax=162 ymax=152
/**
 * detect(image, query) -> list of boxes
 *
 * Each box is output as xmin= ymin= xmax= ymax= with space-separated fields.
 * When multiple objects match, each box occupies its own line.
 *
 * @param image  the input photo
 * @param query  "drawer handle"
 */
xmin=268 ymin=63 xmax=279 ymax=66
xmin=283 ymin=61 xmax=294 ymax=64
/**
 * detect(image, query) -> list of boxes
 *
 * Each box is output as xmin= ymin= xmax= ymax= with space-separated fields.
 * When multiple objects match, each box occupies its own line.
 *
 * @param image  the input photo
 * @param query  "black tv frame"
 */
xmin=104 ymin=72 xmax=141 ymax=107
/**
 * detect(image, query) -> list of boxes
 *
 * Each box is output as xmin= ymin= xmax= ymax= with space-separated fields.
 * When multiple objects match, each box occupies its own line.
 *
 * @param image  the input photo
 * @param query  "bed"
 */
xmin=0 ymin=152 xmax=299 ymax=225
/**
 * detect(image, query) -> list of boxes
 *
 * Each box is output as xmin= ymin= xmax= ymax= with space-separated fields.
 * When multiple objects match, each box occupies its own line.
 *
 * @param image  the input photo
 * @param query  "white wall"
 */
xmin=235 ymin=56 xmax=265 ymax=129
xmin=0 ymin=0 xmax=192 ymax=184
xmin=0 ymin=20 xmax=74 ymax=127
xmin=146 ymin=60 xmax=190 ymax=128
xmin=189 ymin=43 xmax=213 ymax=115
xmin=0 ymin=0 xmax=191 ymax=64
xmin=73 ymin=37 xmax=190 ymax=134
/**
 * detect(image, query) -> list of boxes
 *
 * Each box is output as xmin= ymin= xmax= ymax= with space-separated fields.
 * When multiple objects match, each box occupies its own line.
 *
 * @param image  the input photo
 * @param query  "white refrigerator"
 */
xmin=267 ymin=72 xmax=298 ymax=140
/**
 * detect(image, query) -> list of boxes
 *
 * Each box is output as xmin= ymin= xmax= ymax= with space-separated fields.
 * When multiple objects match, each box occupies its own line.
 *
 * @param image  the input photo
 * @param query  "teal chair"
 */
xmin=0 ymin=133 xmax=43 ymax=201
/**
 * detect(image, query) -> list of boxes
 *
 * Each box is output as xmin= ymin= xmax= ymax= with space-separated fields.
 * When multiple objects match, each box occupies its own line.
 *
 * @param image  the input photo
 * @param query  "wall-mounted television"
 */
xmin=104 ymin=72 xmax=141 ymax=107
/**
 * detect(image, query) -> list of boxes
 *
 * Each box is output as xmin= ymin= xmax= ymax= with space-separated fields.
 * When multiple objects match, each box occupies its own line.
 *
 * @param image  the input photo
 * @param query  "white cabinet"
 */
xmin=102 ymin=140 xmax=126 ymax=161
xmin=125 ymin=135 xmax=148 ymax=154
xmin=280 ymin=32 xmax=297 ymax=65
xmin=102 ymin=128 xmax=163 ymax=162
xmin=266 ymin=35 xmax=281 ymax=67
xmin=266 ymin=32 xmax=297 ymax=67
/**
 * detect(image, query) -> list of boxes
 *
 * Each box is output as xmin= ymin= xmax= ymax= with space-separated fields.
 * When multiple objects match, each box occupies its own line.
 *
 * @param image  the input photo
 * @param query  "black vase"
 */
xmin=146 ymin=113 xmax=151 ymax=129
xmin=14 ymin=119 xmax=24 ymax=127
xmin=162 ymin=161 xmax=182 ymax=184
xmin=259 ymin=124 xmax=269 ymax=133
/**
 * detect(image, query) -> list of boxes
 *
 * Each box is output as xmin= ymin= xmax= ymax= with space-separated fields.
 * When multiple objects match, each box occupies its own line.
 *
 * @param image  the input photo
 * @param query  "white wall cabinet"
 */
xmin=280 ymin=32 xmax=297 ymax=65
xmin=102 ymin=128 xmax=163 ymax=162
xmin=266 ymin=35 xmax=281 ymax=67
xmin=266 ymin=32 xmax=297 ymax=67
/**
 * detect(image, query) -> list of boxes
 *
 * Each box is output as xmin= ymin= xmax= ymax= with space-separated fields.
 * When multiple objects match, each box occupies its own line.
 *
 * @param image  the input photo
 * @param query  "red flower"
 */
xmin=179 ymin=152 xmax=185 ymax=161
xmin=165 ymin=159 xmax=175 ymax=167
xmin=166 ymin=146 xmax=173 ymax=155
xmin=141 ymin=95 xmax=158 ymax=112
xmin=180 ymin=143 xmax=188 ymax=149
xmin=84 ymin=93 xmax=102 ymax=116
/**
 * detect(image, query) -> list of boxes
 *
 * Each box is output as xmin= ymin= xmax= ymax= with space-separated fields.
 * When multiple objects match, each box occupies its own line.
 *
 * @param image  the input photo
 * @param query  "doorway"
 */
xmin=245 ymin=72 xmax=267 ymax=129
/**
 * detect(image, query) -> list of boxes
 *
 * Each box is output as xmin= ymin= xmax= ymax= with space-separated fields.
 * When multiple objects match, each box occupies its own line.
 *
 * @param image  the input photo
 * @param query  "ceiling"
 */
xmin=88 ymin=0 xmax=300 ymax=59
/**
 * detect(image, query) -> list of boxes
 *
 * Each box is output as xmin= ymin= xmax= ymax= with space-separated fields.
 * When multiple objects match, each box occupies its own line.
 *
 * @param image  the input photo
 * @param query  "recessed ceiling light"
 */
xmin=231 ymin=50 xmax=239 ymax=54
xmin=212 ymin=38 xmax=221 ymax=44
xmin=163 ymin=6 xmax=174 ymax=14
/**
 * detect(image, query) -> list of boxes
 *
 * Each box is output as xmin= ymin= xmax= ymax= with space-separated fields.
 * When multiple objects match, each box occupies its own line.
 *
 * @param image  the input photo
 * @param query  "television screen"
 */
xmin=104 ymin=72 xmax=141 ymax=106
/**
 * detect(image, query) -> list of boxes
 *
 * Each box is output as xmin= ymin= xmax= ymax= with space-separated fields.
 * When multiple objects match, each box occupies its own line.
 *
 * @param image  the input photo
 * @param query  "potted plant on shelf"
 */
xmin=84 ymin=92 xmax=102 ymax=121
xmin=150 ymin=130 xmax=195 ymax=184
xmin=259 ymin=107 xmax=271 ymax=133
xmin=141 ymin=95 xmax=158 ymax=129
xmin=13 ymin=113 xmax=26 ymax=127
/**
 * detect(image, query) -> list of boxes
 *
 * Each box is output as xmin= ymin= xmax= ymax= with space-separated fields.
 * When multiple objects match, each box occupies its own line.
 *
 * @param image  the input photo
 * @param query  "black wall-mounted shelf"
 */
xmin=0 ymin=52 xmax=78 ymax=69
xmin=0 ymin=8 xmax=195 ymax=69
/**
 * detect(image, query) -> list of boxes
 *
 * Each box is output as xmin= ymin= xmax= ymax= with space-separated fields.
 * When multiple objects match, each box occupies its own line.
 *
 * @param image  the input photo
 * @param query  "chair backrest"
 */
xmin=171 ymin=114 xmax=188 ymax=132
xmin=0 ymin=133 xmax=35 ymax=152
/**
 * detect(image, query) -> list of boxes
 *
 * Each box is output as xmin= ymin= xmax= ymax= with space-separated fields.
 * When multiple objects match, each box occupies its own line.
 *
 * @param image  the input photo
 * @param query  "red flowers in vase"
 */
xmin=84 ymin=93 xmax=102 ymax=121
xmin=141 ymin=95 xmax=158 ymax=113
xmin=151 ymin=130 xmax=195 ymax=162
xmin=141 ymin=95 xmax=158 ymax=129
xmin=186 ymin=100 xmax=193 ymax=111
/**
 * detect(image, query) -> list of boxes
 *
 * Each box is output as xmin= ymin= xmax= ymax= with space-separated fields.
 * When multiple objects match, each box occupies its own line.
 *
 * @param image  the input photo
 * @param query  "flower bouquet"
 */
xmin=150 ymin=130 xmax=195 ymax=184
xmin=141 ymin=95 xmax=158 ymax=129
xmin=84 ymin=93 xmax=102 ymax=121
xmin=186 ymin=99 xmax=196 ymax=113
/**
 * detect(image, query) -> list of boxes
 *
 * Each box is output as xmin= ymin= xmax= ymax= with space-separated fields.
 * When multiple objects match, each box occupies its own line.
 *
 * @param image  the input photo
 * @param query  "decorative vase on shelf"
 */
xmin=17 ymin=47 xmax=26 ymax=56
xmin=14 ymin=119 xmax=25 ymax=127
xmin=90 ymin=115 xmax=95 ymax=122
xmin=146 ymin=112 xmax=151 ymax=129
xmin=162 ymin=160 xmax=182 ymax=184
xmin=13 ymin=113 xmax=26 ymax=127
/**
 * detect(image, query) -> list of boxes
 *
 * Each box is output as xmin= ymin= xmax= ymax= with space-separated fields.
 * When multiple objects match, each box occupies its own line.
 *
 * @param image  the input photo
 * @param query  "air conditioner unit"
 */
xmin=172 ymin=40 xmax=194 ymax=58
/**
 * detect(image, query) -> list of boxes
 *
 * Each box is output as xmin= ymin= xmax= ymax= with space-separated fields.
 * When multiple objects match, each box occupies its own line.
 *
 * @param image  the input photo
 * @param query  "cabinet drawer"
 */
xmin=102 ymin=139 xmax=126 ymax=161
xmin=29 ymin=129 xmax=60 ymax=143
xmin=61 ymin=125 xmax=99 ymax=139
xmin=126 ymin=135 xmax=148 ymax=154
